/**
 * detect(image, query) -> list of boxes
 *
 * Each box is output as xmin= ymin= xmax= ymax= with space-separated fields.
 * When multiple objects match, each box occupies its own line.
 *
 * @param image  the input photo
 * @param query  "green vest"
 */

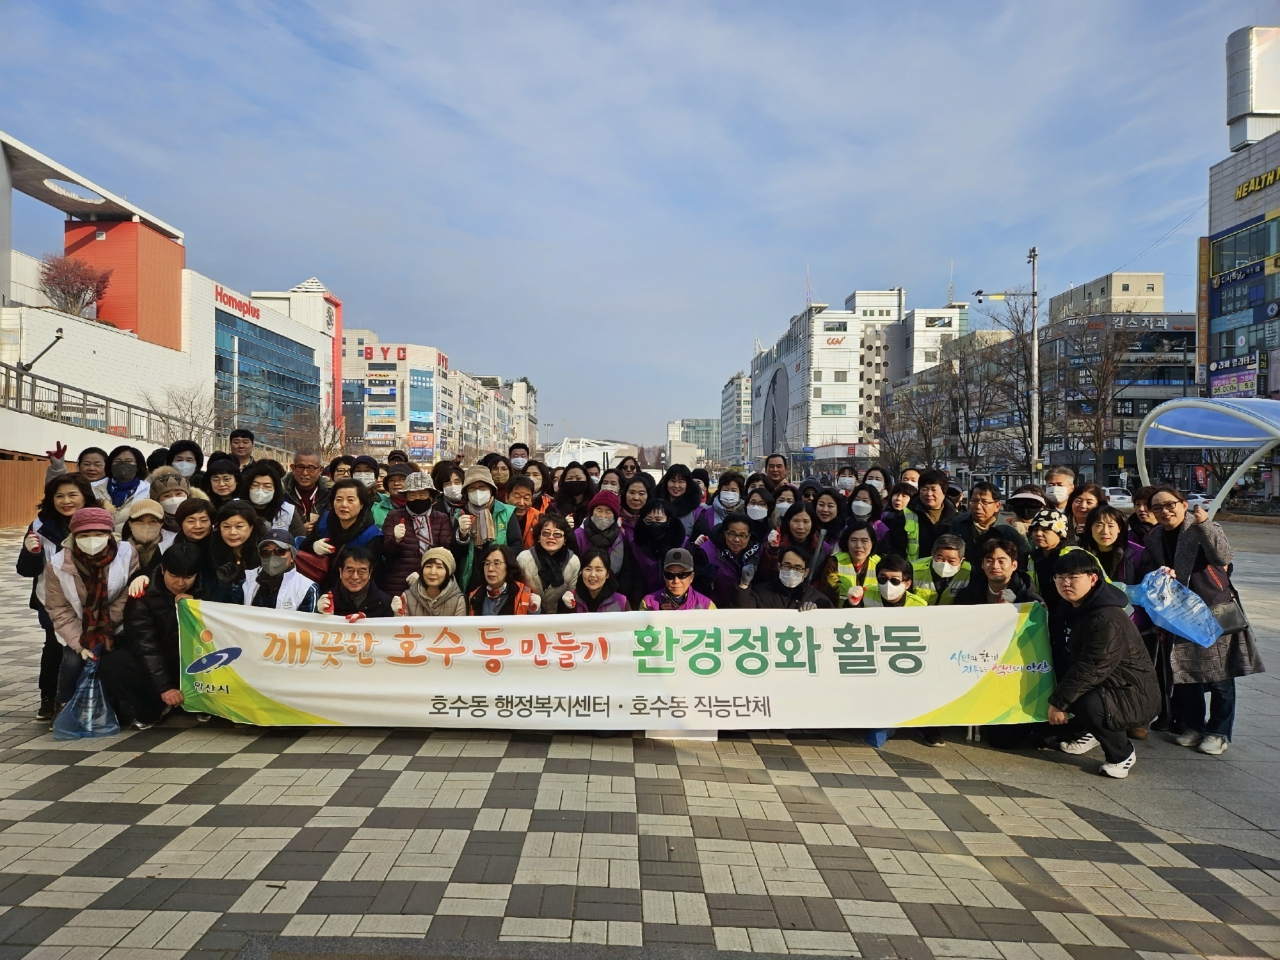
xmin=459 ymin=500 xmax=515 ymax=587
xmin=829 ymin=553 xmax=880 ymax=607
xmin=902 ymin=509 xmax=920 ymax=562
xmin=910 ymin=557 xmax=971 ymax=606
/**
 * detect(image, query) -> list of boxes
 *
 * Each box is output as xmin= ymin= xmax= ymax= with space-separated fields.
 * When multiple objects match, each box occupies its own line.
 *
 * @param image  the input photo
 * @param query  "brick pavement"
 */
xmin=1 ymin=540 xmax=1278 ymax=959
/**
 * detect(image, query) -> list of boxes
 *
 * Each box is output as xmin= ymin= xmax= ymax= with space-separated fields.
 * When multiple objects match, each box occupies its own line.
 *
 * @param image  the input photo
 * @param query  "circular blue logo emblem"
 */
xmin=186 ymin=647 xmax=243 ymax=675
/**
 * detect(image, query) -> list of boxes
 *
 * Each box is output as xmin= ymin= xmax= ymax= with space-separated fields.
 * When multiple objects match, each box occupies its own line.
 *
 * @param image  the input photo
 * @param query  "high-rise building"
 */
xmin=843 ymin=289 xmax=906 ymax=443
xmin=897 ymin=303 xmax=969 ymax=378
xmin=341 ymin=328 xmax=451 ymax=458
xmin=666 ymin=418 xmax=720 ymax=465
xmin=1048 ymin=273 xmax=1164 ymax=323
xmin=720 ymin=372 xmax=751 ymax=464
xmin=502 ymin=377 xmax=539 ymax=451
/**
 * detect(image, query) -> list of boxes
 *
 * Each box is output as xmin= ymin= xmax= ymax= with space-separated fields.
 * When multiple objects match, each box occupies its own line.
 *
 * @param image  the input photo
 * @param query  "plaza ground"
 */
xmin=0 ymin=526 xmax=1275 ymax=960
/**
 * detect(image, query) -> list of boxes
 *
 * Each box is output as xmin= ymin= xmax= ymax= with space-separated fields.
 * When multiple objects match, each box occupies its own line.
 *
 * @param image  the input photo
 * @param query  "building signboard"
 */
xmin=1198 ymin=237 xmax=1211 ymax=387
xmin=1209 ymin=351 xmax=1268 ymax=398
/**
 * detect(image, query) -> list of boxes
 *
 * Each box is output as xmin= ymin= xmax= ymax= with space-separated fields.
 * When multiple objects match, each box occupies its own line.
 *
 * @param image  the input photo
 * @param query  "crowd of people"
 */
xmin=14 ymin=432 xmax=1264 ymax=779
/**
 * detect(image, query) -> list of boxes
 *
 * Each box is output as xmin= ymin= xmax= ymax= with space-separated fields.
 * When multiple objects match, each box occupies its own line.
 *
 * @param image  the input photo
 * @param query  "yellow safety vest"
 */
xmin=829 ymin=552 xmax=880 ymax=608
xmin=863 ymin=590 xmax=929 ymax=608
xmin=910 ymin=557 xmax=971 ymax=606
xmin=902 ymin=509 xmax=920 ymax=562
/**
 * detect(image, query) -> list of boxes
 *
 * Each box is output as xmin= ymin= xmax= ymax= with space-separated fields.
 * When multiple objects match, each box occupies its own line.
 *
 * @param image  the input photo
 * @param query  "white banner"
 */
xmin=178 ymin=600 xmax=1052 ymax=730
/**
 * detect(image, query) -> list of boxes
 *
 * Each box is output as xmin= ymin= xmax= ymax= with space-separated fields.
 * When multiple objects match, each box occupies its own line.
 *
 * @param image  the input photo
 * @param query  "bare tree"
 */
xmin=875 ymin=404 xmax=915 ymax=475
xmin=941 ymin=332 xmax=1009 ymax=474
xmin=137 ymin=384 xmax=218 ymax=451
xmin=984 ymin=289 xmax=1050 ymax=475
xmin=1057 ymin=321 xmax=1144 ymax=477
xmin=889 ymin=371 xmax=951 ymax=468
xmin=1205 ymin=447 xmax=1248 ymax=495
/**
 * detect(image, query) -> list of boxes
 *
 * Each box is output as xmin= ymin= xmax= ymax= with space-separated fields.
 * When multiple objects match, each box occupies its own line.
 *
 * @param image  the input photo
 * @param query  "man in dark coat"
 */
xmin=949 ymin=481 xmax=1031 ymax=572
xmin=318 ymin=547 xmax=396 ymax=618
xmin=1048 ymin=550 xmax=1161 ymax=779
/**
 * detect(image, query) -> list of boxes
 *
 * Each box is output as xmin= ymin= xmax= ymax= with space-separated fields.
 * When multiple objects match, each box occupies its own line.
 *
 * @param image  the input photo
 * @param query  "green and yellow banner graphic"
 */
xmin=177 ymin=601 xmax=1052 ymax=730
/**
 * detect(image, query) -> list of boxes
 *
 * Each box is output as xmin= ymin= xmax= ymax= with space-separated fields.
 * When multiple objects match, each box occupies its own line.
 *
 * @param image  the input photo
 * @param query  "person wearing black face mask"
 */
xmin=101 ymin=445 xmax=151 ymax=533
xmin=381 ymin=472 xmax=455 ymax=595
xmin=552 ymin=461 xmax=593 ymax=528
xmin=620 ymin=499 xmax=688 ymax=608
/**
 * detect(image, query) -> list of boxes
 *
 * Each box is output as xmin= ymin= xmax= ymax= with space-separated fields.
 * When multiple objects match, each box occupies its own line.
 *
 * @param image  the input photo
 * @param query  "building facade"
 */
xmin=1048 ymin=273 xmax=1164 ymax=323
xmin=720 ymin=371 xmax=750 ymax=465
xmin=340 ymin=328 xmax=451 ymax=458
xmin=501 ymin=377 xmax=538 ymax=451
xmin=842 ymin=289 xmax=904 ymax=443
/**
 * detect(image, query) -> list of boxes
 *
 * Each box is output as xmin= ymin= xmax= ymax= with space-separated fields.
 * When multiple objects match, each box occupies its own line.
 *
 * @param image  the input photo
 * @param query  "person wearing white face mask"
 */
xmin=835 ymin=467 xmax=859 ymax=497
xmin=910 ymin=534 xmax=971 ymax=607
xmin=240 ymin=462 xmax=305 ymax=538
xmin=145 ymin=466 xmax=209 ymax=533
xmin=1043 ymin=466 xmax=1075 ymax=509
xmin=166 ymin=440 xmax=205 ymax=486
xmin=849 ymin=483 xmax=890 ymax=541
xmin=42 ymin=506 xmax=139 ymax=711
xmin=455 ymin=465 xmax=517 ymax=589
xmin=692 ymin=471 xmax=746 ymax=540
xmin=507 ymin=442 xmax=530 ymax=473
xmin=734 ymin=544 xmax=831 ymax=611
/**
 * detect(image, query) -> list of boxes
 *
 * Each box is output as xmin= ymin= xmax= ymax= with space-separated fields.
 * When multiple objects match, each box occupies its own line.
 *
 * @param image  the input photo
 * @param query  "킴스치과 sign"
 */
xmin=177 ymin=601 xmax=1052 ymax=730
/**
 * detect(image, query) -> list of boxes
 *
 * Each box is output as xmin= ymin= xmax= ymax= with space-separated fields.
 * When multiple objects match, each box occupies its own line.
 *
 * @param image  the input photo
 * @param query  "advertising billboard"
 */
xmin=1209 ymin=351 xmax=1268 ymax=398
xmin=408 ymin=431 xmax=435 ymax=460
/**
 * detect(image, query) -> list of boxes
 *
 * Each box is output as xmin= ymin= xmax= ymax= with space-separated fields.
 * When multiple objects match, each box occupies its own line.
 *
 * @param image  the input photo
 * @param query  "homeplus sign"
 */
xmin=1235 ymin=165 xmax=1280 ymax=200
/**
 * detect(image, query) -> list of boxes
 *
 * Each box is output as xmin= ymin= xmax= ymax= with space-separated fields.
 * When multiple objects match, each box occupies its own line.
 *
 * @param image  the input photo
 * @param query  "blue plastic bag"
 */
xmin=1129 ymin=570 xmax=1222 ymax=648
xmin=52 ymin=658 xmax=121 ymax=740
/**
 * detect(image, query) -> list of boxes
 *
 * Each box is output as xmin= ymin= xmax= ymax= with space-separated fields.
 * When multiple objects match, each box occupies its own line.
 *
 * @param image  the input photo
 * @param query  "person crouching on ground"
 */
xmin=243 ymin=529 xmax=318 ymax=612
xmin=1049 ymin=550 xmax=1160 ymax=779
xmin=401 ymin=547 xmax=468 ymax=617
xmin=317 ymin=547 xmax=394 ymax=619
xmin=468 ymin=544 xmax=537 ymax=615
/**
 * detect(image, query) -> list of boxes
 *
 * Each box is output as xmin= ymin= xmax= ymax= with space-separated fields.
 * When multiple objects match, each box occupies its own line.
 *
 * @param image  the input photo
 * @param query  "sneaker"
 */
xmin=922 ymin=730 xmax=945 ymax=747
xmin=1059 ymin=733 xmax=1100 ymax=755
xmin=196 ymin=712 xmax=211 ymax=723
xmin=1099 ymin=749 xmax=1137 ymax=779
xmin=1197 ymin=734 xmax=1229 ymax=755
xmin=132 ymin=720 xmax=155 ymax=731
xmin=1174 ymin=730 xmax=1203 ymax=747
xmin=36 ymin=698 xmax=55 ymax=721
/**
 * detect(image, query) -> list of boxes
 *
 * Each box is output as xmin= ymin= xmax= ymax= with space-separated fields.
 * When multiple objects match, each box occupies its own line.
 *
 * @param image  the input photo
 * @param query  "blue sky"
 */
xmin=0 ymin=1 xmax=1267 ymax=444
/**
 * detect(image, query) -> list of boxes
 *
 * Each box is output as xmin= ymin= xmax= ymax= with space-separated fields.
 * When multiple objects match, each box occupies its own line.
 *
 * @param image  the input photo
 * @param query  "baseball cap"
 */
xmin=663 ymin=548 xmax=694 ymax=572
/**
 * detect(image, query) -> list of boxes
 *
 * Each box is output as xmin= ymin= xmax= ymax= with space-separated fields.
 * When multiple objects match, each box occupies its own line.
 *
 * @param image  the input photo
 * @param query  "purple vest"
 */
xmin=697 ymin=538 xmax=748 ymax=609
xmin=571 ymin=592 xmax=630 ymax=613
xmin=641 ymin=588 xmax=714 ymax=611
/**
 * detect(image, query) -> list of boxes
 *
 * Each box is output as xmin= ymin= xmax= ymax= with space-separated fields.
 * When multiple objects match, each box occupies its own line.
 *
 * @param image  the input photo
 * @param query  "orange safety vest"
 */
xmin=469 ymin=581 xmax=535 ymax=615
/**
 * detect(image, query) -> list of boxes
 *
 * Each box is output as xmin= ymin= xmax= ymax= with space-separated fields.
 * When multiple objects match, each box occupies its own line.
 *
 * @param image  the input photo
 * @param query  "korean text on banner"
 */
xmin=177 ymin=601 xmax=1052 ymax=730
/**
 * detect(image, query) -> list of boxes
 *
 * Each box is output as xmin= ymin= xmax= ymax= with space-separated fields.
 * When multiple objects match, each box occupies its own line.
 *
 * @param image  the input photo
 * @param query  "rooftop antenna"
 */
xmin=947 ymin=259 xmax=954 ymax=306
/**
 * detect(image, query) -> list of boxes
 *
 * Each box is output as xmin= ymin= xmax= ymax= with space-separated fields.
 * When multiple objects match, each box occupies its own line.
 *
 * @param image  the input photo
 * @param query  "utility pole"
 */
xmin=1029 ymin=247 xmax=1040 ymax=479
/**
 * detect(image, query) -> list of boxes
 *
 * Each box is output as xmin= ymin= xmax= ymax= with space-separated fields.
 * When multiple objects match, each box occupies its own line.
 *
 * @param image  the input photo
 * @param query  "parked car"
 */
xmin=1105 ymin=487 xmax=1134 ymax=509
xmin=1184 ymin=493 xmax=1211 ymax=510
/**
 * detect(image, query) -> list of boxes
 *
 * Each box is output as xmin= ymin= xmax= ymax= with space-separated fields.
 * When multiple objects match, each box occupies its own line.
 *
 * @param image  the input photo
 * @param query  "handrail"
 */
xmin=0 ymin=359 xmax=209 ymax=449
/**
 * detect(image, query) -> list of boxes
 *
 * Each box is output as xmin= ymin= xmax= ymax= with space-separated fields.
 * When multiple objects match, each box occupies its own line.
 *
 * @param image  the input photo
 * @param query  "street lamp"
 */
xmin=18 ymin=328 xmax=64 ymax=372
xmin=973 ymin=246 xmax=1041 ymax=478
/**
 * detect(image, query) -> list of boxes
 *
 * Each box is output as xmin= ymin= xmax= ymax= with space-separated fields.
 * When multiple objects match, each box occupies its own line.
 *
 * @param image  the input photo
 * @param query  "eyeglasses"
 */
xmin=292 ymin=463 xmax=321 ymax=472
xmin=1053 ymin=573 xmax=1091 ymax=583
xmin=779 ymin=564 xmax=806 ymax=574
xmin=663 ymin=570 xmax=693 ymax=581
xmin=969 ymin=498 xmax=999 ymax=507
xmin=541 ymin=531 xmax=565 ymax=541
xmin=482 ymin=560 xmax=505 ymax=570
xmin=1149 ymin=500 xmax=1182 ymax=513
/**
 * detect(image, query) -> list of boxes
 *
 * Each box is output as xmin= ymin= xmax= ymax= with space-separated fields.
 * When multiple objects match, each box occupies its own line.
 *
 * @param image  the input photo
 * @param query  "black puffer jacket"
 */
xmin=735 ymin=576 xmax=832 ymax=610
xmin=1049 ymin=582 xmax=1160 ymax=729
xmin=125 ymin=579 xmax=185 ymax=695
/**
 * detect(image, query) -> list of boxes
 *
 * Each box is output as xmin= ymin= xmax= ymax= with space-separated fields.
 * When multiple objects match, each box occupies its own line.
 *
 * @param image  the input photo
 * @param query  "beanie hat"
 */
xmin=463 ymin=465 xmax=496 ymax=492
xmin=69 ymin=506 xmax=116 ymax=534
xmin=587 ymin=490 xmax=621 ymax=517
xmin=148 ymin=466 xmax=191 ymax=499
xmin=353 ymin=456 xmax=379 ymax=474
xmin=1029 ymin=509 xmax=1069 ymax=537
xmin=128 ymin=499 xmax=165 ymax=522
xmin=421 ymin=546 xmax=457 ymax=577
xmin=404 ymin=472 xmax=435 ymax=493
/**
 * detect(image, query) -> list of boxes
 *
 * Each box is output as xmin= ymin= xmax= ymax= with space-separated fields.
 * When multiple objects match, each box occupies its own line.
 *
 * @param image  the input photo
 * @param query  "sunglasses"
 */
xmin=663 ymin=570 xmax=693 ymax=581
xmin=876 ymin=575 xmax=906 ymax=586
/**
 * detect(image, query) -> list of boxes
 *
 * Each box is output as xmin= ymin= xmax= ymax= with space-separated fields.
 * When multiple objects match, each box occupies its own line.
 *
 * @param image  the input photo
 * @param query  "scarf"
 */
xmin=720 ymin=539 xmax=761 ymax=576
xmin=658 ymin=589 xmax=694 ymax=611
xmin=253 ymin=569 xmax=285 ymax=608
xmin=338 ymin=580 xmax=370 ymax=613
xmin=325 ymin=506 xmax=375 ymax=548
xmin=73 ymin=540 xmax=118 ymax=652
xmin=482 ymin=582 xmax=508 ymax=616
xmin=131 ymin=537 xmax=161 ymax=571
xmin=106 ymin=476 xmax=139 ymax=508
xmin=585 ymin=521 xmax=625 ymax=573
xmin=411 ymin=511 xmax=436 ymax=552
xmin=582 ymin=579 xmax=618 ymax=612
xmin=468 ymin=503 xmax=495 ymax=544
xmin=534 ymin=544 xmax=569 ymax=589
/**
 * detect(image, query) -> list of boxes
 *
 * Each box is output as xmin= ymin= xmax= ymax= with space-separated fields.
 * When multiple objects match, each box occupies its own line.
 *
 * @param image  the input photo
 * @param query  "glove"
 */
xmin=562 ymin=590 xmax=576 ymax=609
xmin=565 ymin=514 xmax=574 ymax=528
xmin=529 ymin=594 xmax=542 ymax=613
xmin=405 ymin=571 xmax=420 ymax=588
xmin=128 ymin=575 xmax=150 ymax=599
xmin=313 ymin=538 xmax=335 ymax=556
xmin=23 ymin=533 xmax=41 ymax=553
xmin=391 ymin=595 xmax=405 ymax=615
xmin=345 ymin=612 xmax=366 ymax=623
xmin=215 ymin=562 xmax=241 ymax=585
xmin=458 ymin=515 xmax=474 ymax=536
xmin=740 ymin=564 xmax=758 ymax=587
xmin=694 ymin=535 xmax=708 ymax=546
xmin=317 ymin=592 xmax=334 ymax=615
xmin=1000 ymin=589 xmax=1017 ymax=603
xmin=393 ymin=522 xmax=406 ymax=542
xmin=80 ymin=647 xmax=96 ymax=661
xmin=46 ymin=441 xmax=67 ymax=462
xmin=799 ymin=602 xmax=817 ymax=612
xmin=826 ymin=570 xmax=840 ymax=589
xmin=767 ymin=529 xmax=780 ymax=548
xmin=847 ymin=585 xmax=865 ymax=605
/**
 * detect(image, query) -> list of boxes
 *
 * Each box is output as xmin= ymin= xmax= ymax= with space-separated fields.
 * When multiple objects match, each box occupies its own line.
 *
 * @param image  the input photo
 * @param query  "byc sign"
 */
xmin=364 ymin=346 xmax=408 ymax=361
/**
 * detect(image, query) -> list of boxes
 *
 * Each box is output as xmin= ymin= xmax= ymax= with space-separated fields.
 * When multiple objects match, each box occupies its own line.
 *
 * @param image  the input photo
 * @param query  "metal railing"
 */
xmin=0 ymin=360 xmax=205 ymax=448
